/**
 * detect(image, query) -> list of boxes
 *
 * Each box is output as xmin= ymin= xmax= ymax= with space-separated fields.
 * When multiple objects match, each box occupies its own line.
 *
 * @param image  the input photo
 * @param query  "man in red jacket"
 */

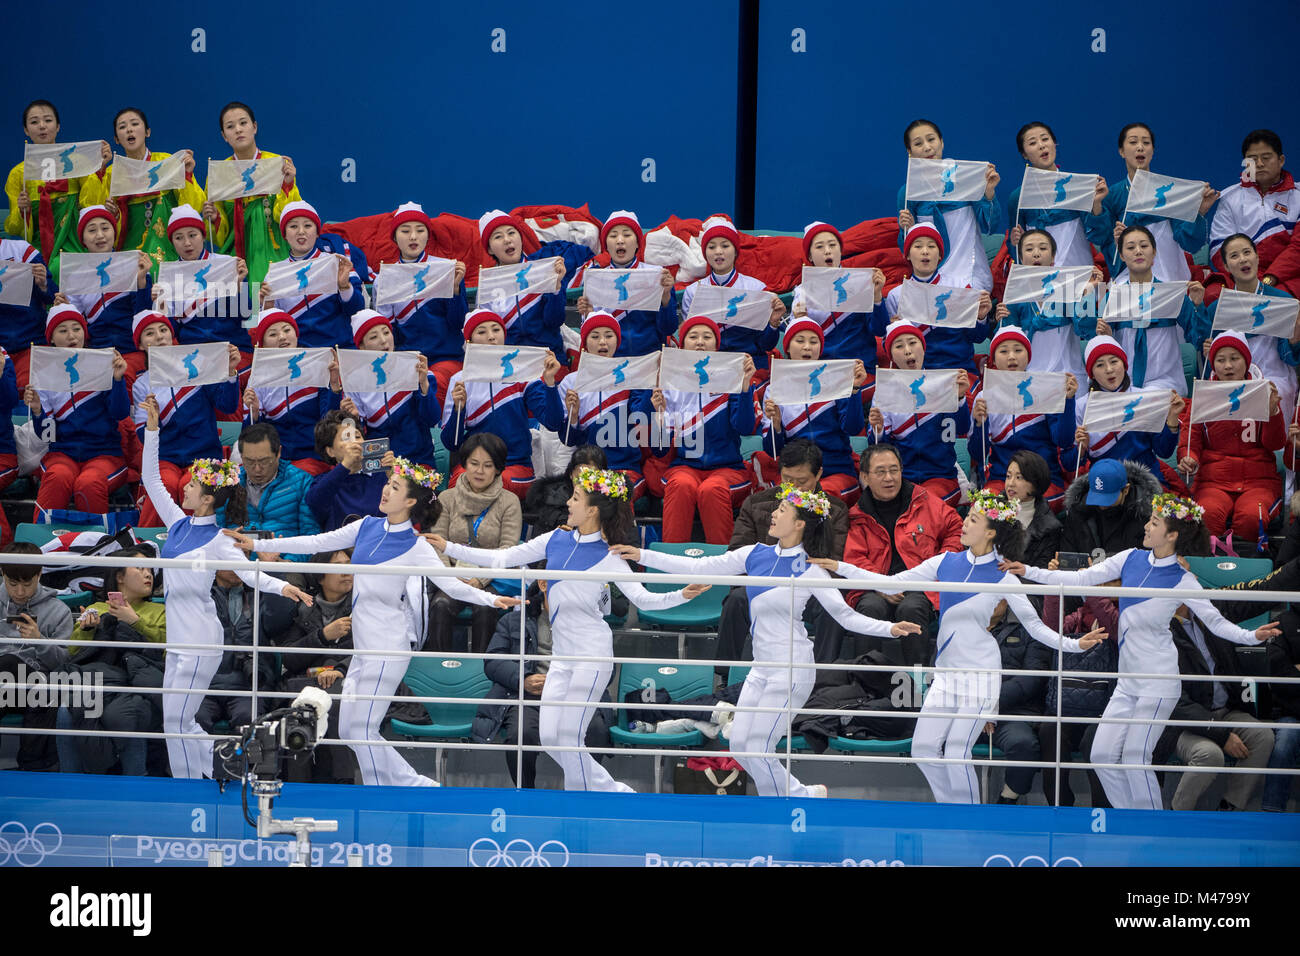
xmin=815 ymin=443 xmax=963 ymax=666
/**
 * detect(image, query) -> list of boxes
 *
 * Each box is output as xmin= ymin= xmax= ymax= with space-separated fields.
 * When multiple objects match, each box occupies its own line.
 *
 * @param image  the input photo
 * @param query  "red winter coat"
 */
xmin=1178 ymin=381 xmax=1286 ymax=489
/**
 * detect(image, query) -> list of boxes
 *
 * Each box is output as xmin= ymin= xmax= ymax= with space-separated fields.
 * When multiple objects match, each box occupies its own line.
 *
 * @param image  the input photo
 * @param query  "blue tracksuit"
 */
xmin=867 ymin=400 xmax=972 ymax=485
xmin=0 ymin=240 xmax=56 ymax=354
xmin=350 ymin=371 xmax=442 ymax=466
xmin=763 ymin=388 xmax=864 ymax=479
xmin=305 ymin=464 xmax=386 ymax=531
xmin=652 ymin=386 xmax=759 ymax=471
xmin=492 ymin=241 xmax=593 ymax=359
xmin=245 ymin=383 xmax=340 ymax=464
xmin=132 ymin=370 xmax=238 ymax=465
xmin=573 ymin=259 xmax=678 ymax=357
xmin=441 ymin=374 xmax=566 ymax=468
xmin=380 ymin=251 xmax=469 ymax=365
xmin=967 ymin=380 xmax=1075 ymax=488
xmin=273 ymin=240 xmax=365 ymax=349
xmin=166 ymin=250 xmax=250 ymax=348
xmin=36 ymin=377 xmax=129 ymax=460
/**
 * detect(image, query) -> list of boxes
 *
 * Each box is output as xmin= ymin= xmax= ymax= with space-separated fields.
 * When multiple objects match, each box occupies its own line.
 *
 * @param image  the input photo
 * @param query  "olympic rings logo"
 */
xmin=982 ymin=854 xmax=1082 ymax=867
xmin=0 ymin=821 xmax=64 ymax=867
xmin=468 ymin=838 xmax=570 ymax=867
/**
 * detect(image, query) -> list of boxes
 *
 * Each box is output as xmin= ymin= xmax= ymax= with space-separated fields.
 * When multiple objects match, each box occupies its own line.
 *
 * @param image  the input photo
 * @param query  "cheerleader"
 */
xmin=158 ymin=204 xmax=249 ymax=356
xmin=896 ymin=119 xmax=1003 ymax=292
xmin=139 ymin=395 xmax=311 ymax=779
xmin=789 ymin=221 xmax=888 ymax=367
xmin=259 ymin=201 xmax=362 ymax=349
xmin=821 ymin=491 xmax=1106 ymax=804
xmin=342 ymin=310 xmax=441 ymax=466
xmin=1002 ymin=493 xmax=1278 ymax=810
xmin=0 ymin=229 xmax=55 ymax=389
xmin=228 ymin=458 xmax=517 ymax=787
xmin=428 ymin=467 xmax=709 ymax=792
xmin=613 ymin=483 xmax=920 ymax=798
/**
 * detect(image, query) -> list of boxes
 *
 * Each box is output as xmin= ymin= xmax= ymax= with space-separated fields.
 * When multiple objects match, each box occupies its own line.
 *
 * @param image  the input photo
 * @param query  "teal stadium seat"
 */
xmin=610 ymin=660 xmax=715 ymax=791
xmin=634 ymin=542 xmax=728 ymax=633
xmin=391 ymin=655 xmax=493 ymax=784
xmin=1184 ymin=556 xmax=1275 ymax=629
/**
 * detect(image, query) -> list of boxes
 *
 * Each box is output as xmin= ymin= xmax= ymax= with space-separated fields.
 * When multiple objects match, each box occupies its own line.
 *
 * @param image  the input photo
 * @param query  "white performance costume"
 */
xmin=1022 ymin=549 xmax=1259 ymax=810
xmin=256 ymin=517 xmax=499 ymax=787
xmin=444 ymin=529 xmax=690 ymax=793
xmin=141 ymin=428 xmax=289 ymax=780
xmin=833 ymin=549 xmax=1083 ymax=804
xmin=638 ymin=543 xmax=900 ymax=798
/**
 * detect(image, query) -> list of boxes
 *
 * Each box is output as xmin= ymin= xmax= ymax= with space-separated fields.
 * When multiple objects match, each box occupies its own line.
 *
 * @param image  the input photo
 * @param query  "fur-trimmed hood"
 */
xmin=1063 ymin=459 xmax=1161 ymax=516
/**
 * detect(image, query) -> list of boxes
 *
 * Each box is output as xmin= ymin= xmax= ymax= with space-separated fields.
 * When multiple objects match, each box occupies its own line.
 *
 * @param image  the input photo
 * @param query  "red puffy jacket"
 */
xmin=842 ymin=482 xmax=964 ymax=609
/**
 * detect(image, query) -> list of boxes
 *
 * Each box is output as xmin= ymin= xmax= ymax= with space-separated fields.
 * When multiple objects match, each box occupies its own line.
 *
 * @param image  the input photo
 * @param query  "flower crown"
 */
xmin=777 ymin=482 xmax=830 ymax=519
xmin=575 ymin=466 xmax=629 ymax=501
xmin=1152 ymin=492 xmax=1204 ymax=523
xmin=968 ymin=490 xmax=1019 ymax=524
xmin=392 ymin=457 xmax=441 ymax=491
xmin=191 ymin=458 xmax=241 ymax=490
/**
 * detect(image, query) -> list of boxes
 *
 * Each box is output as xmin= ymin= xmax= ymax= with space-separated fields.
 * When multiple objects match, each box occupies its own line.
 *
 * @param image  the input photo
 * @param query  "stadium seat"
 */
xmin=217 ymin=420 xmax=243 ymax=448
xmin=133 ymin=527 xmax=169 ymax=549
xmin=1184 ymin=556 xmax=1274 ymax=628
xmin=610 ymin=660 xmax=714 ymax=791
xmin=633 ymin=543 xmax=729 ymax=653
xmin=14 ymin=522 xmax=107 ymax=547
xmin=391 ymin=655 xmax=493 ymax=784
xmin=828 ymin=735 xmax=912 ymax=755
xmin=57 ymin=592 xmax=93 ymax=611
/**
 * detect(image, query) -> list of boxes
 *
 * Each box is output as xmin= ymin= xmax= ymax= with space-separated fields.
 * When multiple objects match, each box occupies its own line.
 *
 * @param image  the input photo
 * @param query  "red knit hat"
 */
xmin=699 ymin=215 xmax=740 ymax=253
xmin=278 ymin=200 xmax=320 ymax=235
xmin=884 ymin=319 xmax=927 ymax=359
xmin=390 ymin=201 xmax=432 ymax=238
xmin=600 ymin=210 xmax=644 ymax=257
xmin=45 ymin=304 xmax=88 ymax=343
xmin=802 ymin=221 xmax=843 ymax=264
xmin=1083 ymin=335 xmax=1128 ymax=377
xmin=132 ymin=309 xmax=175 ymax=348
xmin=166 ymin=204 xmax=205 ymax=241
xmin=903 ymin=222 xmax=945 ymax=259
xmin=350 ymin=309 xmax=391 ymax=348
xmin=678 ymin=314 xmax=721 ymax=347
xmin=251 ymin=309 xmax=298 ymax=347
xmin=580 ymin=311 xmax=621 ymax=350
xmin=77 ymin=205 xmax=117 ymax=242
xmin=463 ymin=308 xmax=504 ymax=341
xmin=478 ymin=209 xmax=525 ymax=255
xmin=1206 ymin=331 xmax=1252 ymax=371
xmin=989 ymin=325 xmax=1032 ymax=364
xmin=782 ymin=317 xmax=824 ymax=355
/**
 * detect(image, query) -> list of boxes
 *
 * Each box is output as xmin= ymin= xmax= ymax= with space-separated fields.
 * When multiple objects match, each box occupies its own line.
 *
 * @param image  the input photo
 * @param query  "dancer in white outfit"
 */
xmin=1002 ymin=492 xmax=1278 ymax=810
xmin=614 ymin=483 xmax=922 ymax=798
xmin=429 ymin=467 xmax=709 ymax=792
xmin=227 ymin=458 xmax=518 ymax=787
xmin=140 ymin=397 xmax=312 ymax=780
xmin=817 ymin=491 xmax=1107 ymax=804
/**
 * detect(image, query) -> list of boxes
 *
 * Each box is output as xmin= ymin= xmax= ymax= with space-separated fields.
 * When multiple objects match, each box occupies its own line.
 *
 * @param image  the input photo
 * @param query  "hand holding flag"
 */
xmin=58 ymin=252 xmax=139 ymax=295
xmin=0 ymin=261 xmax=35 ymax=307
xmin=373 ymin=259 xmax=457 ymax=307
xmin=206 ymin=157 xmax=286 ymax=202
xmin=476 ymin=258 xmax=563 ymax=312
xmin=905 ymin=158 xmax=991 ymax=203
xmin=898 ymin=282 xmax=983 ymax=328
xmin=800 ymin=267 xmax=877 ymax=313
xmin=689 ymin=286 xmax=777 ymax=331
xmin=982 ymin=369 xmax=1067 ymax=415
xmin=24 ymin=142 xmax=103 ymax=181
xmin=148 ymin=342 xmax=232 ymax=388
xmin=1081 ymin=388 xmax=1172 ymax=434
xmin=249 ymin=347 xmax=334 ymax=390
xmin=461 ymin=344 xmax=550 ymax=385
xmin=264 ymin=256 xmax=340 ymax=299
xmin=109 ymin=153 xmax=188 ymax=197
xmin=29 ymin=347 xmax=116 ymax=392
xmin=1210 ymin=288 xmax=1300 ymax=338
xmin=337 ymin=349 xmax=421 ymax=393
xmin=767 ymin=358 xmax=857 ymax=404
xmin=658 ymin=347 xmax=751 ymax=394
xmin=874 ymin=368 xmax=962 ymax=414
xmin=570 ymin=352 xmax=660 ymax=393
xmin=1124 ymin=169 xmax=1206 ymax=224
xmin=583 ymin=269 xmax=664 ymax=312
xmin=1016 ymin=168 xmax=1100 ymax=214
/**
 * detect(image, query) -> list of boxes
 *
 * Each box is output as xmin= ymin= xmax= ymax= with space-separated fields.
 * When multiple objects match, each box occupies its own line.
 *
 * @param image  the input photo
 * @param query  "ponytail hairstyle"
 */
xmin=775 ymin=483 xmax=833 ymax=559
xmin=967 ymin=491 xmax=1026 ymax=563
xmin=391 ymin=458 xmax=443 ymax=531
xmin=209 ymin=484 xmax=247 ymax=528
xmin=190 ymin=458 xmax=245 ymax=527
xmin=574 ymin=467 xmax=633 ymax=545
xmin=1151 ymin=493 xmax=1210 ymax=557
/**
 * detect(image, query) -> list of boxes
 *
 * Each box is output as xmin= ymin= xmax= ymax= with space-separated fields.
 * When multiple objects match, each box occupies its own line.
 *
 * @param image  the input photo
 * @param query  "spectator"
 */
xmin=231 ymin=422 xmax=322 ymax=553
xmin=1210 ymin=129 xmax=1298 ymax=275
xmin=816 ymin=443 xmax=963 ymax=666
xmin=427 ymin=432 xmax=521 ymax=653
xmin=1263 ymin=606 xmax=1300 ymax=811
xmin=1058 ymin=458 xmax=1160 ymax=562
xmin=305 ymin=410 xmax=387 ymax=531
xmin=1003 ymin=450 xmax=1064 ymax=569
xmin=987 ymin=598 xmax=1053 ymax=804
xmin=523 ymin=445 xmax=608 ymax=538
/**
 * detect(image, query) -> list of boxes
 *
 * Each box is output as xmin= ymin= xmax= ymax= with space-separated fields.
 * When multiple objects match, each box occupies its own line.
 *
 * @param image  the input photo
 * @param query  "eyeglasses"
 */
xmin=868 ymin=466 xmax=902 ymax=478
xmin=242 ymin=455 xmax=277 ymax=469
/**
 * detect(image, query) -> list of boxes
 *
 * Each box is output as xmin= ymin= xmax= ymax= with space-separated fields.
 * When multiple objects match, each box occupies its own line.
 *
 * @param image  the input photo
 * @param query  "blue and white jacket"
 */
xmin=570 ymin=258 xmax=677 ymax=357
xmin=35 ymin=375 xmax=129 ymax=460
xmin=896 ymin=185 xmax=1004 ymax=292
xmin=272 ymin=241 xmax=364 ymax=349
xmin=377 ymin=250 xmax=469 ymax=365
xmin=681 ymin=270 xmax=779 ymax=368
xmin=440 ymin=373 xmax=565 ymax=468
xmin=133 ymin=369 xmax=238 ymax=465
xmin=0 ymin=239 xmax=55 ymax=353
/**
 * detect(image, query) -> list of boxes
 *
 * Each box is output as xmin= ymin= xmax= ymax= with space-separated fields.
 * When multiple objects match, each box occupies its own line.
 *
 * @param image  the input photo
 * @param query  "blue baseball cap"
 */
xmin=1085 ymin=459 xmax=1129 ymax=506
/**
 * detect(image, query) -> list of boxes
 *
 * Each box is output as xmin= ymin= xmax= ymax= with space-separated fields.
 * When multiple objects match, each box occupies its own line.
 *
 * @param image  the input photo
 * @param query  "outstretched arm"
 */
xmin=141 ymin=402 xmax=186 ymax=529
xmin=413 ymin=539 xmax=517 ymax=609
xmin=442 ymin=531 xmax=553 ymax=569
xmin=806 ymin=566 xmax=919 ymax=638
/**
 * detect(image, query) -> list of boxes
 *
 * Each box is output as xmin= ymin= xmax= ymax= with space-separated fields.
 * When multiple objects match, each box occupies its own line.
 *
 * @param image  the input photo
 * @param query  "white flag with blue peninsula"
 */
xmin=1081 ymin=388 xmax=1170 ymax=434
xmin=0 ymin=261 xmax=34 ymax=307
xmin=570 ymin=352 xmax=660 ymax=393
xmin=24 ymin=141 xmax=102 ymax=181
xmin=148 ymin=342 xmax=231 ymax=388
xmin=873 ymin=368 xmax=961 ymax=414
xmin=905 ymin=158 xmax=989 ymax=203
xmin=29 ymin=347 xmax=115 ymax=393
xmin=1016 ymin=168 xmax=1099 ymax=214
xmin=58 ymin=252 xmax=138 ymax=295
xmin=658 ymin=347 xmax=749 ymax=394
xmin=1210 ymin=288 xmax=1300 ymax=339
xmin=1190 ymin=379 xmax=1271 ymax=424
xmin=461 ymin=344 xmax=549 ymax=385
xmin=800 ymin=267 xmax=877 ymax=313
xmin=157 ymin=255 xmax=239 ymax=307
xmin=982 ymin=369 xmax=1066 ymax=416
xmin=109 ymin=153 xmax=187 ymax=198
xmin=767 ymin=359 xmax=856 ymax=405
xmin=476 ymin=258 xmax=562 ymax=312
xmin=1123 ymin=169 xmax=1204 ymax=224
xmin=264 ymin=256 xmax=339 ymax=298
xmin=206 ymin=157 xmax=284 ymax=201
xmin=898 ymin=281 xmax=982 ymax=328
xmin=1101 ymin=282 xmax=1186 ymax=327
xmin=583 ymin=268 xmax=664 ymax=312
xmin=249 ymin=347 xmax=333 ymax=391
xmin=689 ymin=285 xmax=774 ymax=331
xmin=337 ymin=349 xmax=421 ymax=393
xmin=373 ymin=259 xmax=457 ymax=308
xmin=1002 ymin=264 xmax=1094 ymax=307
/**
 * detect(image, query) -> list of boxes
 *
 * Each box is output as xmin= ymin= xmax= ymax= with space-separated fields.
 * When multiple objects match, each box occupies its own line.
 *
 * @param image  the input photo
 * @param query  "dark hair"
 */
xmin=581 ymin=486 xmax=633 ymax=547
xmin=790 ymin=503 xmax=833 ymax=559
xmin=1015 ymin=121 xmax=1056 ymax=156
xmin=1161 ymin=512 xmax=1210 ymax=557
xmin=778 ymin=438 xmax=823 ymax=475
xmin=1241 ymin=128 xmax=1283 ymax=158
xmin=460 ymin=432 xmax=507 ymax=474
xmin=565 ymin=444 xmax=607 ymax=480
xmin=101 ymin=545 xmax=159 ymax=599
xmin=1118 ymin=224 xmax=1157 ymax=254
xmin=207 ymin=483 xmax=247 ymax=528
xmin=112 ymin=107 xmax=149 ymax=133
xmin=307 ymin=549 xmax=354 ymax=595
xmin=1220 ymin=233 xmax=1257 ymax=259
xmin=218 ymin=101 xmax=256 ymax=130
xmin=989 ymin=517 xmax=1026 ymax=563
xmin=1009 ymin=450 xmax=1051 ymax=501
xmin=239 ymin=421 xmax=282 ymax=457
xmin=1117 ymin=123 xmax=1155 ymax=149
xmin=315 ymin=410 xmax=356 ymax=463
xmin=22 ymin=99 xmax=59 ymax=127
xmin=1018 ymin=228 xmax=1057 ymax=257
xmin=398 ymin=476 xmax=441 ymax=531
xmin=859 ymin=443 xmax=903 ymax=474
xmin=903 ymin=118 xmax=942 ymax=150
xmin=1 ymin=542 xmax=42 ymax=582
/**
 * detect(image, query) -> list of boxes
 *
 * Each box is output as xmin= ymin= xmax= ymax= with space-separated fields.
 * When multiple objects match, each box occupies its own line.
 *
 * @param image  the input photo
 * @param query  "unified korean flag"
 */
xmin=1102 ymin=282 xmax=1186 ymax=327
xmin=767 ymin=358 xmax=856 ymax=405
xmin=205 ymin=157 xmax=284 ymax=202
xmin=1190 ymin=379 xmax=1272 ymax=425
xmin=373 ymin=259 xmax=456 ymax=308
xmin=156 ymin=255 xmax=239 ymax=306
xmin=800 ymin=267 xmax=876 ymax=313
xmin=982 ymin=369 xmax=1067 ymax=416
xmin=570 ymin=352 xmax=660 ymax=393
xmin=1124 ymin=169 xmax=1204 ymax=224
xmin=249 ymin=347 xmax=333 ymax=390
xmin=476 ymin=257 xmax=562 ymax=312
xmin=1016 ymin=168 xmax=1099 ymax=214
xmin=1211 ymin=288 xmax=1300 ymax=339
xmin=148 ymin=342 xmax=231 ymax=388
xmin=29 ymin=347 xmax=115 ymax=393
xmin=24 ymin=142 xmax=102 ymax=182
xmin=264 ymin=256 xmax=338 ymax=298
xmin=108 ymin=153 xmax=187 ymax=198
xmin=898 ymin=282 xmax=982 ymax=328
xmin=461 ymin=344 xmax=549 ymax=386
xmin=689 ymin=285 xmax=774 ymax=331
xmin=337 ymin=349 xmax=421 ymax=393
xmin=1081 ymin=388 xmax=1170 ymax=434
xmin=584 ymin=268 xmax=663 ymax=312
xmin=873 ymin=368 xmax=961 ymax=415
xmin=658 ymin=347 xmax=749 ymax=394
xmin=1002 ymin=264 xmax=1094 ymax=307
xmin=58 ymin=252 xmax=138 ymax=295
xmin=905 ymin=158 xmax=988 ymax=203
xmin=0 ymin=261 xmax=34 ymax=307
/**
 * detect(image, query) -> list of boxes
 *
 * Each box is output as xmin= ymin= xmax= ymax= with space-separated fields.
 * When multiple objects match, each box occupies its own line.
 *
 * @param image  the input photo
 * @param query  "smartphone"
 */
xmin=242 ymin=529 xmax=275 ymax=541
xmin=5 ymin=615 xmax=26 ymax=625
xmin=361 ymin=437 xmax=390 ymax=475
xmin=1056 ymin=552 xmax=1092 ymax=571
xmin=107 ymin=591 xmax=126 ymax=606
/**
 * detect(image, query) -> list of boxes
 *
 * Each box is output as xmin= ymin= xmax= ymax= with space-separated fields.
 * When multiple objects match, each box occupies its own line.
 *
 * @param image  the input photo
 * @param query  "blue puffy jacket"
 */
xmin=220 ymin=459 xmax=321 ymax=560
